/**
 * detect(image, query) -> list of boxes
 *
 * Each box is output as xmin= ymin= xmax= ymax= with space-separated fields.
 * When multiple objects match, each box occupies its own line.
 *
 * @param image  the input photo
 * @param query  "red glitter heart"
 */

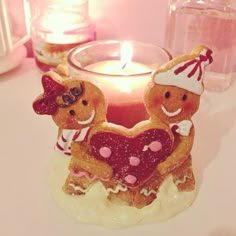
xmin=90 ymin=128 xmax=173 ymax=188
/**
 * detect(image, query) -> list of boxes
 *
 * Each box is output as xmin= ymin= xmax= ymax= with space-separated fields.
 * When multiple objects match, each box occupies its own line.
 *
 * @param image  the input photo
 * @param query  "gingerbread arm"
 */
xmin=70 ymin=141 xmax=113 ymax=179
xmin=157 ymin=127 xmax=195 ymax=175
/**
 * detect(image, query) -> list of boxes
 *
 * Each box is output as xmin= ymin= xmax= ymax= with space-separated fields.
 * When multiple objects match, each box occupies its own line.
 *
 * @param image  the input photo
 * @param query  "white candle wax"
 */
xmin=85 ymin=60 xmax=151 ymax=104
xmin=86 ymin=60 xmax=150 ymax=75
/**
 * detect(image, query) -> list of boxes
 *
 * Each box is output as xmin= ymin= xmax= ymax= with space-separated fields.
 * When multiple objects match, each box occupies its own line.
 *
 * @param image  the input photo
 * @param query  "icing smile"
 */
xmin=77 ymin=110 xmax=95 ymax=125
xmin=161 ymin=105 xmax=182 ymax=117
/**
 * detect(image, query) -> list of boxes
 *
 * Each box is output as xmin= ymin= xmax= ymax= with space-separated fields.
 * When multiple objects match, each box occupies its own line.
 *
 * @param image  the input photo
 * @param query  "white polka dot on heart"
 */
xmin=99 ymin=146 xmax=112 ymax=158
xmin=124 ymin=175 xmax=137 ymax=184
xmin=149 ymin=141 xmax=162 ymax=152
xmin=129 ymin=156 xmax=140 ymax=166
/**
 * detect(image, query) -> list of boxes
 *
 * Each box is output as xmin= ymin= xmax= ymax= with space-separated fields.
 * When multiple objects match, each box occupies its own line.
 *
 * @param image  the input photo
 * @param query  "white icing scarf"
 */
xmin=56 ymin=127 xmax=90 ymax=155
xmin=169 ymin=120 xmax=192 ymax=136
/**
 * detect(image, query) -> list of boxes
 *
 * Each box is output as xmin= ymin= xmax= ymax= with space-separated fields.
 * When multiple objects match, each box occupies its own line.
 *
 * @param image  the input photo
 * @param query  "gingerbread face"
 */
xmin=53 ymin=80 xmax=106 ymax=129
xmin=145 ymin=46 xmax=213 ymax=125
xmin=33 ymin=74 xmax=106 ymax=130
xmin=145 ymin=84 xmax=200 ymax=124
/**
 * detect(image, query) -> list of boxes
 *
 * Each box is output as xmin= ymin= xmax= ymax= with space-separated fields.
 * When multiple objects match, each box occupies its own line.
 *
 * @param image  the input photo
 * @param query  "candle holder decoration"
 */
xmin=67 ymin=40 xmax=172 ymax=128
xmin=31 ymin=0 xmax=95 ymax=72
xmin=32 ymin=45 xmax=213 ymax=228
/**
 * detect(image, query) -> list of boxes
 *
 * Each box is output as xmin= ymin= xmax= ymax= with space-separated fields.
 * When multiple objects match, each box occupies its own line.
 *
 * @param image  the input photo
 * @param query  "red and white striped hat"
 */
xmin=153 ymin=46 xmax=213 ymax=95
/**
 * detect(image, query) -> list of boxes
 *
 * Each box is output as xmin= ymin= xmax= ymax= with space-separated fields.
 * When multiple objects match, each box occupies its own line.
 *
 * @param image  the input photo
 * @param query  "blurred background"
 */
xmin=29 ymin=0 xmax=168 ymax=49
xmin=1 ymin=0 xmax=235 ymax=91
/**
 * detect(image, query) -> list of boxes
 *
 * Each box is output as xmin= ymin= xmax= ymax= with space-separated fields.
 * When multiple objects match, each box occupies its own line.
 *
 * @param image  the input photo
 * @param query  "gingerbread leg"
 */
xmin=172 ymin=155 xmax=195 ymax=192
xmin=134 ymin=172 xmax=166 ymax=208
xmin=101 ymin=181 xmax=132 ymax=206
xmin=63 ymin=168 xmax=96 ymax=195
xmin=103 ymin=173 xmax=166 ymax=209
xmin=107 ymin=188 xmax=156 ymax=209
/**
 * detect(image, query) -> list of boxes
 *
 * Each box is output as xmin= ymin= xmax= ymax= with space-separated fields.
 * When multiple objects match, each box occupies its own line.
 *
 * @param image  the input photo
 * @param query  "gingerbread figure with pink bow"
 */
xmin=33 ymin=71 xmax=113 ymax=194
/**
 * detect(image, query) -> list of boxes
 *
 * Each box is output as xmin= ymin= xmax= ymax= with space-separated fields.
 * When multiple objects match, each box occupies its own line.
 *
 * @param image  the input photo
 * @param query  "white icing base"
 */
xmin=48 ymin=151 xmax=196 ymax=228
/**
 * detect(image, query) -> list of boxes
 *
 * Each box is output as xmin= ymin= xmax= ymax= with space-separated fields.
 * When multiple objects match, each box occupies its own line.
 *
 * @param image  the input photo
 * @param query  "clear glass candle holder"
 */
xmin=31 ymin=0 xmax=95 ymax=72
xmin=67 ymin=40 xmax=171 ymax=128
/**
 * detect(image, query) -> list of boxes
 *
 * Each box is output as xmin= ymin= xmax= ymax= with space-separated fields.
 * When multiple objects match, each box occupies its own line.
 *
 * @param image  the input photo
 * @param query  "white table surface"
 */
xmin=0 ymin=58 xmax=236 ymax=236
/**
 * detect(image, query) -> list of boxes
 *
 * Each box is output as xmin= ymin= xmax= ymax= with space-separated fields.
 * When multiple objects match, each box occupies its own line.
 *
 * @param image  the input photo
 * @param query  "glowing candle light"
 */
xmin=31 ymin=0 xmax=95 ymax=71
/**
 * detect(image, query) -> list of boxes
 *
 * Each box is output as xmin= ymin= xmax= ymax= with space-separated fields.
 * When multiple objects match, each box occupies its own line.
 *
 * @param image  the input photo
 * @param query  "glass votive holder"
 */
xmin=67 ymin=40 xmax=171 ymax=128
xmin=31 ymin=0 xmax=95 ymax=72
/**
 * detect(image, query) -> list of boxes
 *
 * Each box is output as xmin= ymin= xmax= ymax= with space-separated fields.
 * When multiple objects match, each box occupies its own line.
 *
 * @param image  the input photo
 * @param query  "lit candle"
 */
xmin=68 ymin=40 xmax=171 ymax=127
xmin=84 ymin=42 xmax=151 ymax=127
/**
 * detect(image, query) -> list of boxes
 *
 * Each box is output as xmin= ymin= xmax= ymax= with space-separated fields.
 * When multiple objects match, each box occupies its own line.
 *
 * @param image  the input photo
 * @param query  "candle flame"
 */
xmin=120 ymin=41 xmax=133 ymax=69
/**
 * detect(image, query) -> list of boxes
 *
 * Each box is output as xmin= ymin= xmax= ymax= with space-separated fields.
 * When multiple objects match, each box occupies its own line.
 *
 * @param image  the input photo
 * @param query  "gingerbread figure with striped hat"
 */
xmin=33 ymin=71 xmax=112 ymax=195
xmin=89 ymin=45 xmax=213 ymax=208
xmin=144 ymin=45 xmax=213 ymax=192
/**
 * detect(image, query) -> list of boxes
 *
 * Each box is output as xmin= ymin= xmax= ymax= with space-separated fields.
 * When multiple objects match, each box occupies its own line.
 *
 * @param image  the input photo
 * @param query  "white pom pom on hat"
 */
xmin=153 ymin=45 xmax=213 ymax=95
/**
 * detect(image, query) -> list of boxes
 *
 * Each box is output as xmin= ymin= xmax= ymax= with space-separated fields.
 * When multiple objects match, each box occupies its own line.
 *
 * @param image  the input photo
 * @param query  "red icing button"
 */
xmin=171 ymin=124 xmax=179 ymax=134
xmin=99 ymin=146 xmax=112 ymax=158
xmin=149 ymin=141 xmax=162 ymax=152
xmin=129 ymin=156 xmax=140 ymax=166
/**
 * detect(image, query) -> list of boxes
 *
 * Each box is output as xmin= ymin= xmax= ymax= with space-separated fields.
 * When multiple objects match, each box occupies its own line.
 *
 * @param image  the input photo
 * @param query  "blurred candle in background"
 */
xmin=31 ymin=0 xmax=95 ymax=72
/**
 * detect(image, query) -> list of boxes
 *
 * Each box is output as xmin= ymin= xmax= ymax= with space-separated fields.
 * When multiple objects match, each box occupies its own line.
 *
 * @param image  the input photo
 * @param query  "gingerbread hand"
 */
xmin=70 ymin=141 xmax=113 ymax=179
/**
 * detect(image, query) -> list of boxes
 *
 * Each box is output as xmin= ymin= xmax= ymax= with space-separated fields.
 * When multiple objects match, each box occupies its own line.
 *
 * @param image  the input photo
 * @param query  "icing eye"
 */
xmin=165 ymin=91 xmax=170 ymax=98
xmin=82 ymin=100 xmax=88 ymax=106
xmin=69 ymin=110 xmax=76 ymax=116
xmin=182 ymin=94 xmax=187 ymax=101
xmin=62 ymin=94 xmax=73 ymax=105
xmin=70 ymin=86 xmax=83 ymax=97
